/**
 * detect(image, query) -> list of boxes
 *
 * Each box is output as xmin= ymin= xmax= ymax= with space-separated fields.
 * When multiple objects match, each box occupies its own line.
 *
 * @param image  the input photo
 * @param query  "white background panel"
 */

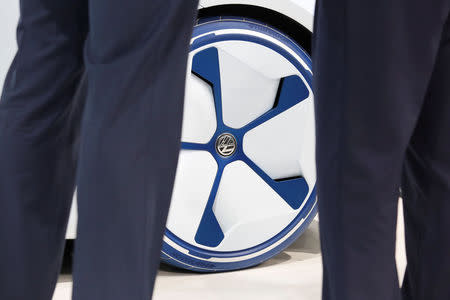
xmin=0 ymin=1 xmax=19 ymax=90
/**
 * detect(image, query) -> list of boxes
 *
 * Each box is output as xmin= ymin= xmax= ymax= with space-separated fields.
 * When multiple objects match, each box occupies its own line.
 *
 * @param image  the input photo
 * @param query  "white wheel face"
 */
xmin=163 ymin=19 xmax=316 ymax=270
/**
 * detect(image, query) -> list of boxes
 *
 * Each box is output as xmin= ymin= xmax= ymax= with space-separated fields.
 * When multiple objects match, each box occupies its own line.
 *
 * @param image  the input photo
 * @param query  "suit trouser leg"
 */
xmin=0 ymin=1 xmax=88 ymax=299
xmin=401 ymin=17 xmax=450 ymax=300
xmin=72 ymin=1 xmax=198 ymax=299
xmin=313 ymin=0 xmax=450 ymax=299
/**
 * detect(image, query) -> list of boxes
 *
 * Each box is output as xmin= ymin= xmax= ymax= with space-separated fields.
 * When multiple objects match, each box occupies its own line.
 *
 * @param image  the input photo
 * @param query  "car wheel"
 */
xmin=161 ymin=17 xmax=317 ymax=272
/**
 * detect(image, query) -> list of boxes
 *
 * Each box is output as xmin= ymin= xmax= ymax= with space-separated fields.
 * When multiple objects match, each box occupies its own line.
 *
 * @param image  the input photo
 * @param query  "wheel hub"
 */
xmin=215 ymin=133 xmax=237 ymax=157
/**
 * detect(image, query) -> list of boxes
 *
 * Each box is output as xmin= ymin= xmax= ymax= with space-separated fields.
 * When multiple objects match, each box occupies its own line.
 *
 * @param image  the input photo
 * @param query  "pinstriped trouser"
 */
xmin=0 ymin=1 xmax=198 ymax=299
xmin=314 ymin=0 xmax=450 ymax=299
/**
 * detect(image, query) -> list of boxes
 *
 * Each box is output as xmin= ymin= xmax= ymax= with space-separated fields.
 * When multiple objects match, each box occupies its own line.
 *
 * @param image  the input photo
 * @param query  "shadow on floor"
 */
xmin=61 ymin=220 xmax=321 ymax=277
xmin=256 ymin=219 xmax=321 ymax=270
xmin=287 ymin=220 xmax=321 ymax=254
xmin=159 ymin=219 xmax=321 ymax=275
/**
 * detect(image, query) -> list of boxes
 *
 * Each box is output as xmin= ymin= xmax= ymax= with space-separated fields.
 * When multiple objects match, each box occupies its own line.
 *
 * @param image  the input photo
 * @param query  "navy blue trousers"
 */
xmin=314 ymin=1 xmax=450 ymax=299
xmin=0 ymin=1 xmax=198 ymax=299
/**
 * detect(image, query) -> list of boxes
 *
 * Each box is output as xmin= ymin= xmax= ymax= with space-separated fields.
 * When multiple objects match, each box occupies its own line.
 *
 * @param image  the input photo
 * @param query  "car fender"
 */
xmin=199 ymin=0 xmax=315 ymax=31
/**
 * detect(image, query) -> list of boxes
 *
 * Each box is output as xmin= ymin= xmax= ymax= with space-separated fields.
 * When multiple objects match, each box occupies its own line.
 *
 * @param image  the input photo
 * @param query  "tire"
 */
xmin=160 ymin=17 xmax=317 ymax=272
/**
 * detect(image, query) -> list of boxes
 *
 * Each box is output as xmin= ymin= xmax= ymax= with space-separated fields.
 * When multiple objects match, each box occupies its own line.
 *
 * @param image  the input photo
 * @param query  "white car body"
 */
xmin=199 ymin=0 xmax=315 ymax=30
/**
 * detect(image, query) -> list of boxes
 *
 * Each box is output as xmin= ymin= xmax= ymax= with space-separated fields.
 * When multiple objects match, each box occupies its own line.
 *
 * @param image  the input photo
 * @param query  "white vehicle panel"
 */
xmin=244 ymin=92 xmax=316 ymax=186
xmin=182 ymin=71 xmax=217 ymax=143
xmin=218 ymin=44 xmax=280 ymax=129
xmin=200 ymin=0 xmax=315 ymax=31
xmin=166 ymin=150 xmax=218 ymax=242
xmin=212 ymin=161 xmax=298 ymax=251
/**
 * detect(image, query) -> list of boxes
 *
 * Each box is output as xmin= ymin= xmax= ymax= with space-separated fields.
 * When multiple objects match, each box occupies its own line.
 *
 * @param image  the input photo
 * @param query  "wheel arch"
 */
xmin=198 ymin=1 xmax=314 ymax=54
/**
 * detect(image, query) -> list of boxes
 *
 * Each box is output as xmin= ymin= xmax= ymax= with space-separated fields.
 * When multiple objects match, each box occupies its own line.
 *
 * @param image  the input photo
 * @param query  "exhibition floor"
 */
xmin=52 ymin=202 xmax=407 ymax=300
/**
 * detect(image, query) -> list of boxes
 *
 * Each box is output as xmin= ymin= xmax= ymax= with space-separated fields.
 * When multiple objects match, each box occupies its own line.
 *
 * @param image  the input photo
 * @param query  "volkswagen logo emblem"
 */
xmin=215 ymin=133 xmax=237 ymax=157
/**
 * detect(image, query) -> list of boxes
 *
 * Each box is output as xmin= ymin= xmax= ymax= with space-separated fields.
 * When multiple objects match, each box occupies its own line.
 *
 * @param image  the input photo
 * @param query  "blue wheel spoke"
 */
xmin=242 ymin=75 xmax=310 ymax=132
xmin=192 ymin=47 xmax=224 ymax=125
xmin=243 ymin=156 xmax=309 ymax=210
xmin=194 ymin=165 xmax=225 ymax=247
xmin=181 ymin=142 xmax=209 ymax=151
xmin=191 ymin=48 xmax=227 ymax=247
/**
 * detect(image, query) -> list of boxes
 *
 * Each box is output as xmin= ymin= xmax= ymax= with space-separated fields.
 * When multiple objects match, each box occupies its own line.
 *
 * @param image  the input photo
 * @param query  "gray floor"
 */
xmin=53 ymin=201 xmax=406 ymax=300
